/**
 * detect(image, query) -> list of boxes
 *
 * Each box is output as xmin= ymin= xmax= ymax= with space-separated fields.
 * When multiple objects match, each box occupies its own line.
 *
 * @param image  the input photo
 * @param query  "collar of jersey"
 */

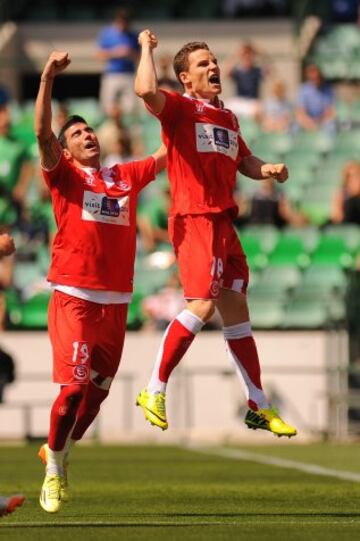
xmin=183 ymin=93 xmax=222 ymax=109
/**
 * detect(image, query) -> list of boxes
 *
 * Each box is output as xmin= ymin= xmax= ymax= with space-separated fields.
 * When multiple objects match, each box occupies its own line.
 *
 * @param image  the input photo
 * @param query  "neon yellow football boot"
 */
xmin=245 ymin=407 xmax=297 ymax=438
xmin=136 ymin=388 xmax=168 ymax=431
xmin=39 ymin=474 xmax=63 ymax=513
xmin=38 ymin=444 xmax=69 ymax=502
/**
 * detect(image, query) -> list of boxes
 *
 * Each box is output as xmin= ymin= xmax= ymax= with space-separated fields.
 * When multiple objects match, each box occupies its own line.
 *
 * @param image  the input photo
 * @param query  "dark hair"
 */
xmin=173 ymin=42 xmax=210 ymax=83
xmin=58 ymin=115 xmax=87 ymax=148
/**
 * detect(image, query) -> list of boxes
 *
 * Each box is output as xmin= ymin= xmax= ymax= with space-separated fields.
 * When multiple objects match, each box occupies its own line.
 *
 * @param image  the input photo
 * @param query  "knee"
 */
xmin=61 ymin=384 xmax=85 ymax=407
xmin=187 ymin=299 xmax=216 ymax=322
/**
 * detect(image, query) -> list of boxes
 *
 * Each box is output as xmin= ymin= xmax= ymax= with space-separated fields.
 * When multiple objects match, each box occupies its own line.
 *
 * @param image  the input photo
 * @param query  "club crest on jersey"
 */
xmin=82 ymin=191 xmax=130 ymax=225
xmin=73 ymin=365 xmax=89 ymax=381
xmin=195 ymin=101 xmax=205 ymax=114
xmin=84 ymin=175 xmax=95 ymax=186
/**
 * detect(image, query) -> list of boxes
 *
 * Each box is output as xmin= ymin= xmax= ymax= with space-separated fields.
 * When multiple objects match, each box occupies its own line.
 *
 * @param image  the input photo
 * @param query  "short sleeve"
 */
xmin=238 ymin=134 xmax=252 ymax=159
xmin=119 ymin=156 xmax=156 ymax=193
xmin=145 ymin=90 xmax=182 ymax=125
xmin=41 ymin=153 xmax=71 ymax=189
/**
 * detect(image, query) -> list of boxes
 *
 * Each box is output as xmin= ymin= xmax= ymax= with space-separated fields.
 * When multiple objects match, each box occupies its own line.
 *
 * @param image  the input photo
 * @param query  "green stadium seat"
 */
xmin=19 ymin=292 xmax=50 ymax=329
xmin=249 ymin=132 xmax=293 ymax=158
xmin=311 ymin=236 xmax=355 ymax=268
xmin=237 ymin=117 xmax=261 ymax=144
xmin=248 ymin=299 xmax=285 ymax=329
xmin=284 ymin=148 xmax=321 ymax=172
xmin=259 ymin=265 xmax=302 ymax=290
xmin=282 ymin=300 xmax=331 ymax=329
xmin=268 ymin=234 xmax=311 ymax=267
xmin=127 ymin=291 xmax=145 ymax=330
xmin=334 ymin=131 xmax=360 ymax=156
xmin=323 ymin=225 xmax=360 ymax=252
xmin=300 ymin=265 xmax=347 ymax=292
xmin=292 ymin=131 xmax=334 ymax=154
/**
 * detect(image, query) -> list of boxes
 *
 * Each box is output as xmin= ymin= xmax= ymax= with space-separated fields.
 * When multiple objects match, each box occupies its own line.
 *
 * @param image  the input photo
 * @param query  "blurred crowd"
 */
xmin=0 ymin=8 xmax=359 ymax=333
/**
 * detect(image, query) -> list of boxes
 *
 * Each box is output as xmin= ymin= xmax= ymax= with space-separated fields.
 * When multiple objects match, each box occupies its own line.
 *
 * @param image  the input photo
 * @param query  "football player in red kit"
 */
xmin=35 ymin=51 xmax=166 ymax=513
xmin=135 ymin=30 xmax=297 ymax=438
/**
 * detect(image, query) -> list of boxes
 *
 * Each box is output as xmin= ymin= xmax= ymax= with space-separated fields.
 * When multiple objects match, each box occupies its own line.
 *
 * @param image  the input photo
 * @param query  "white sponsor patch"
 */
xmin=195 ymin=122 xmax=238 ymax=160
xmin=81 ymin=191 xmax=130 ymax=225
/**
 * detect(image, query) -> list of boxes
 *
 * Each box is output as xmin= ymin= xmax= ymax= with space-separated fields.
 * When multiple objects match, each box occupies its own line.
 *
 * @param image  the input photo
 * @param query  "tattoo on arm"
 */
xmin=40 ymin=134 xmax=62 ymax=170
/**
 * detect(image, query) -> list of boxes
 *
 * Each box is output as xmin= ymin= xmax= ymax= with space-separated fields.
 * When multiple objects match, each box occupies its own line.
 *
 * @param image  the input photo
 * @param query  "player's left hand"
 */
xmin=261 ymin=163 xmax=288 ymax=183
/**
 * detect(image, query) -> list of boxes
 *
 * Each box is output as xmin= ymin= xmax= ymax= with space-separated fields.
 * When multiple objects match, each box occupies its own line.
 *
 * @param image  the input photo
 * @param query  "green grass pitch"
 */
xmin=1 ymin=443 xmax=360 ymax=540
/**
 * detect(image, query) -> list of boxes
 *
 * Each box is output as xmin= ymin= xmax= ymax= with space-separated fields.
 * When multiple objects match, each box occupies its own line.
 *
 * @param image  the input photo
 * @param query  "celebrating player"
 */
xmin=135 ymin=30 xmax=297 ymax=438
xmin=35 ymin=51 xmax=166 ymax=513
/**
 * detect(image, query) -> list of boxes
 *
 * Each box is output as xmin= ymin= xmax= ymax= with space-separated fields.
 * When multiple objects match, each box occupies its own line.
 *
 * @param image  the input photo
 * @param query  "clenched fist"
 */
xmin=138 ymin=29 xmax=158 ymax=50
xmin=41 ymin=51 xmax=71 ymax=81
xmin=261 ymin=163 xmax=288 ymax=183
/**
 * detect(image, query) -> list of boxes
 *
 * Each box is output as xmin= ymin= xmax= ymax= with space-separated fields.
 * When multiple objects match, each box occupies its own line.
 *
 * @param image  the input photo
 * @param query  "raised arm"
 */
xmin=239 ymin=155 xmax=288 ymax=183
xmin=134 ymin=29 xmax=165 ymax=114
xmin=152 ymin=143 xmax=167 ymax=174
xmin=34 ymin=51 xmax=71 ymax=170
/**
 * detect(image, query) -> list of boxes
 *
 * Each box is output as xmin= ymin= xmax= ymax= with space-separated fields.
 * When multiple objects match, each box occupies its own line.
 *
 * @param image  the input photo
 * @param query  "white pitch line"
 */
xmin=2 ymin=520 xmax=360 ymax=527
xmin=184 ymin=445 xmax=360 ymax=483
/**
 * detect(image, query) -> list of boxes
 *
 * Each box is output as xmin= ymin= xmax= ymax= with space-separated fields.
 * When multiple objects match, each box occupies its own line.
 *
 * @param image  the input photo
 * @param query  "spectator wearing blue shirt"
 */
xmin=224 ymin=42 xmax=264 ymax=118
xmin=96 ymin=8 xmax=139 ymax=115
xmin=296 ymin=63 xmax=336 ymax=134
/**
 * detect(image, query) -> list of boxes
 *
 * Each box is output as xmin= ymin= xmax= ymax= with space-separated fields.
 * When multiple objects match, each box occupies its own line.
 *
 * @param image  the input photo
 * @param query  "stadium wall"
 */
xmin=0 ymin=20 xmax=299 ymax=101
xmin=0 ymin=330 xmax=348 ymax=444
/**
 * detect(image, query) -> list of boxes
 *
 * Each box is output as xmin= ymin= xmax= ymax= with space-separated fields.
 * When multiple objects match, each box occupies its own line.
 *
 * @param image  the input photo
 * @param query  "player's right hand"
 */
xmin=138 ymin=29 xmax=158 ymax=50
xmin=0 ymin=233 xmax=15 ymax=257
xmin=42 ymin=51 xmax=71 ymax=80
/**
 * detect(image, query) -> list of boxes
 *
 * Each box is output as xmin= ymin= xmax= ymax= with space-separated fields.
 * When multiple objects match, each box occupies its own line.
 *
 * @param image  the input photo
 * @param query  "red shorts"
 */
xmin=48 ymin=290 xmax=128 ymax=385
xmin=168 ymin=213 xmax=249 ymax=299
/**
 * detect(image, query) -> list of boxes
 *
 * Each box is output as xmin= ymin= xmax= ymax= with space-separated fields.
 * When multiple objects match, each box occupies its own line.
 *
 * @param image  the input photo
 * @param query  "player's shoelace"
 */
xmin=46 ymin=476 xmax=61 ymax=498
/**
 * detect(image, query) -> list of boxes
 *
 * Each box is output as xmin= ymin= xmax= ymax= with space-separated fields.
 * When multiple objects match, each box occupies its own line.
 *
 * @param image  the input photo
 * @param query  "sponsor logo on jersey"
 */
xmin=195 ymin=123 xmax=238 ymax=160
xmin=213 ymin=127 xmax=229 ymax=149
xmin=82 ymin=191 xmax=130 ymax=225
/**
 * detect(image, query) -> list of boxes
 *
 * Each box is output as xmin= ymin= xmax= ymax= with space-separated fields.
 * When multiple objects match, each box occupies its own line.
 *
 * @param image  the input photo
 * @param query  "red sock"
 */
xmin=228 ymin=337 xmax=263 ymax=390
xmin=158 ymin=319 xmax=196 ymax=382
xmin=48 ymin=384 xmax=84 ymax=451
xmin=148 ymin=310 xmax=205 ymax=393
xmin=71 ymin=381 xmax=109 ymax=441
xmin=224 ymin=326 xmax=269 ymax=411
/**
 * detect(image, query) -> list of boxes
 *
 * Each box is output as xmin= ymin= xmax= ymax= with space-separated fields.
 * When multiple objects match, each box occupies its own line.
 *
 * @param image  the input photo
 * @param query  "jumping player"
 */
xmin=135 ymin=30 xmax=297 ymax=438
xmin=35 ymin=50 xmax=166 ymax=513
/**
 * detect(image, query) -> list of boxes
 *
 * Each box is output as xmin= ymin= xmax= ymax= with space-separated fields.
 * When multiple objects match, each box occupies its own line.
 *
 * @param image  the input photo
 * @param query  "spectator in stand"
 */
xmin=224 ymin=42 xmax=264 ymax=118
xmin=0 ymin=85 xmax=10 ymax=108
xmin=0 ymin=230 xmax=14 ymax=331
xmin=249 ymin=178 xmax=306 ymax=227
xmin=157 ymin=53 xmax=182 ymax=93
xmin=259 ymin=80 xmax=293 ymax=133
xmin=331 ymin=160 xmax=360 ymax=225
xmin=137 ymin=182 xmax=171 ymax=252
xmin=0 ymin=105 xmax=32 ymax=227
xmin=103 ymin=130 xmax=137 ymax=168
xmin=142 ymin=271 xmax=185 ymax=331
xmin=96 ymin=102 xmax=127 ymax=159
xmin=296 ymin=63 xmax=336 ymax=134
xmin=52 ymin=102 xmax=70 ymax=135
xmin=96 ymin=7 xmax=140 ymax=116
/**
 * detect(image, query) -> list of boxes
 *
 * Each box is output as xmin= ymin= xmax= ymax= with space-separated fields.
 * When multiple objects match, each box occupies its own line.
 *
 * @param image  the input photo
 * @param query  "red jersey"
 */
xmin=43 ymin=154 xmax=155 ymax=292
xmin=152 ymin=90 xmax=251 ymax=216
